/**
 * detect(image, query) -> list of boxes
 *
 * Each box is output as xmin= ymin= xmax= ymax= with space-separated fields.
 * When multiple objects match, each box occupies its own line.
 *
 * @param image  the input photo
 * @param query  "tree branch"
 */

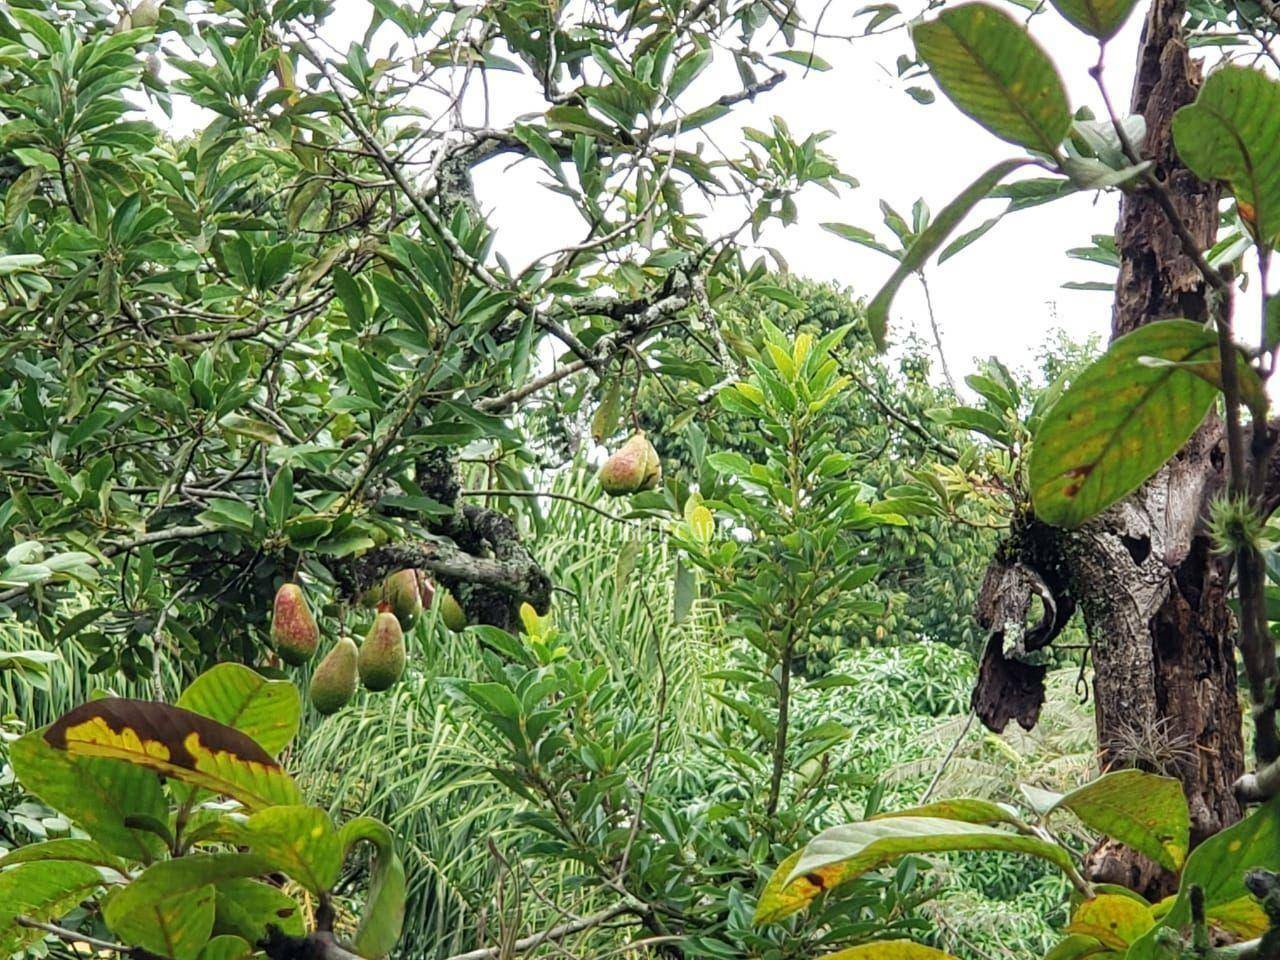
xmin=15 ymin=916 xmax=168 ymax=959
xmin=330 ymin=534 xmax=552 ymax=614
xmin=0 ymin=525 xmax=218 ymax=605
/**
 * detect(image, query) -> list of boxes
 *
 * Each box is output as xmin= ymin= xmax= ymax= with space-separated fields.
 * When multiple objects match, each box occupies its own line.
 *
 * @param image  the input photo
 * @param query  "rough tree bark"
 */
xmin=972 ymin=0 xmax=1245 ymax=899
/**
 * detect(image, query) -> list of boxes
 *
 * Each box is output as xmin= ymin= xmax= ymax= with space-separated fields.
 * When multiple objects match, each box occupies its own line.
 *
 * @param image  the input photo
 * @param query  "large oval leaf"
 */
xmin=1029 ymin=320 xmax=1219 ymax=527
xmin=0 ymin=861 xmax=102 ymax=956
xmin=104 ymin=854 xmax=269 ymax=960
xmin=1044 ymin=770 xmax=1189 ymax=871
xmin=177 ymin=662 xmax=300 ymax=756
xmin=244 ymin=805 xmax=343 ymax=895
xmin=9 ymin=730 xmax=167 ymax=862
xmin=1127 ymin=796 xmax=1280 ymax=960
xmin=213 ymin=879 xmax=305 ymax=942
xmin=755 ymin=817 xmax=1074 ymax=924
xmin=1047 ymin=0 xmax=1139 ymax=39
xmin=1173 ymin=66 xmax=1280 ymax=246
xmin=912 ymin=2 xmax=1071 ymax=154
xmin=45 ymin=698 xmax=301 ymax=810
xmin=1067 ymin=894 xmax=1156 ymax=949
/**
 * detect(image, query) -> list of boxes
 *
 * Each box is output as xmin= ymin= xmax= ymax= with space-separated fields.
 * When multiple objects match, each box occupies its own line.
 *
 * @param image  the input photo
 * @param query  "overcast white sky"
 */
xmin=470 ymin=9 xmax=1146 ymax=383
xmin=469 ymin=8 xmax=1148 ymax=384
xmin=157 ymin=2 xmax=1159 ymax=382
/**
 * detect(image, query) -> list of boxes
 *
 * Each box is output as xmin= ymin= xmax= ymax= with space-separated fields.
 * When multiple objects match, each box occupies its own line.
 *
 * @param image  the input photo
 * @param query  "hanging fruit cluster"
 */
xmin=269 ymin=570 xmax=468 ymax=715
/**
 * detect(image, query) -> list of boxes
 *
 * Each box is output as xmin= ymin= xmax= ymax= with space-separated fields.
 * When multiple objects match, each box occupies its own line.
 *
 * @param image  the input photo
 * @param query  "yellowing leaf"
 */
xmin=9 ymin=731 xmax=167 ymax=861
xmin=870 ymin=798 xmax=1024 ymax=828
xmin=1029 ymin=320 xmax=1219 ymax=527
xmin=755 ymin=818 xmax=1073 ymax=925
xmin=46 ymin=698 xmax=301 ymax=810
xmin=0 ymin=861 xmax=102 ymax=957
xmin=1044 ymin=770 xmax=1189 ymax=871
xmin=820 ymin=941 xmax=961 ymax=960
xmin=1067 ymin=894 xmax=1156 ymax=950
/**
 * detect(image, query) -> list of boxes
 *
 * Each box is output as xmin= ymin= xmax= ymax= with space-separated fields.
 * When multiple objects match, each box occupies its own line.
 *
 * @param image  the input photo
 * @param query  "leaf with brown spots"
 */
xmin=754 ymin=818 xmax=1075 ymax=925
xmin=1029 ymin=320 xmax=1220 ymax=527
xmin=1067 ymin=894 xmax=1156 ymax=950
xmin=45 ymin=698 xmax=301 ymax=810
xmin=1128 ymin=796 xmax=1280 ymax=960
xmin=1042 ymin=770 xmax=1190 ymax=871
xmin=104 ymin=854 xmax=269 ymax=960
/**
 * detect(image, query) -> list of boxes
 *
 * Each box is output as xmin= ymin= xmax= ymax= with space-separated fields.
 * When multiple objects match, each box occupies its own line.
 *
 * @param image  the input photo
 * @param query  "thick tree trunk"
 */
xmin=972 ymin=0 xmax=1245 ymax=900
xmin=1083 ymin=0 xmax=1243 ymax=895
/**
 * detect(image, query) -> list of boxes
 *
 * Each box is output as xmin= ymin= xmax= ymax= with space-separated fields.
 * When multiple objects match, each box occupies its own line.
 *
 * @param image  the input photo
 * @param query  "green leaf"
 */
xmin=0 ymin=861 xmax=102 ymax=956
xmin=244 ymin=805 xmax=343 ymax=894
xmin=1043 ymin=934 xmax=1116 ymax=960
xmin=1173 ymin=66 xmax=1280 ymax=246
xmin=332 ymin=266 xmax=367 ymax=328
xmin=1047 ymin=0 xmax=1138 ymax=38
xmin=591 ymin=379 xmax=622 ymax=444
xmin=821 ymin=222 xmax=898 ymax=259
xmin=912 ymin=2 xmax=1071 ymax=154
xmin=45 ymin=698 xmax=302 ymax=810
xmin=105 ymin=855 xmax=267 ymax=960
xmin=866 ymin=159 xmax=1032 ymax=350
xmin=213 ymin=879 xmax=304 ymax=942
xmin=340 ymin=818 xmax=405 ymax=959
xmin=177 ymin=662 xmax=301 ymax=756
xmin=218 ymin=414 xmax=281 ymax=446
xmin=1128 ymin=796 xmax=1280 ymax=960
xmin=267 ymin=464 xmax=294 ymax=528
xmin=755 ymin=817 xmax=1074 ymax=924
xmin=0 ymin=253 xmax=45 ymax=275
xmin=673 ymin=555 xmax=696 ymax=625
xmin=1067 ymin=894 xmax=1156 ymax=950
xmin=1044 ymin=770 xmax=1189 ymax=870
xmin=9 ymin=731 xmax=167 ymax=861
xmin=200 ymin=935 xmax=255 ymax=960
xmin=0 ymin=838 xmax=126 ymax=873
xmin=1029 ymin=320 xmax=1220 ymax=526
xmin=870 ymin=798 xmax=1025 ymax=828
xmin=772 ymin=49 xmax=832 ymax=72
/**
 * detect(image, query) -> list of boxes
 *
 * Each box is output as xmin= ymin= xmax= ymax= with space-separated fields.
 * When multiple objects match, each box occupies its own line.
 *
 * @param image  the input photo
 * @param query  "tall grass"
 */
xmin=0 ymin=614 xmax=183 ymax=730
xmin=293 ymin=463 xmax=724 ymax=957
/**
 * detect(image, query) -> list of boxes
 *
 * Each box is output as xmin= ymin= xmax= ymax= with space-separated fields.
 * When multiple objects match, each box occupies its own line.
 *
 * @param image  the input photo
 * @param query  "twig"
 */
xmin=920 ymin=709 xmax=976 ymax=803
xmin=460 ymin=488 xmax=635 ymax=524
xmin=918 ymin=272 xmax=957 ymax=393
xmin=442 ymin=901 xmax=646 ymax=960
xmin=15 ymin=917 xmax=165 ymax=959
